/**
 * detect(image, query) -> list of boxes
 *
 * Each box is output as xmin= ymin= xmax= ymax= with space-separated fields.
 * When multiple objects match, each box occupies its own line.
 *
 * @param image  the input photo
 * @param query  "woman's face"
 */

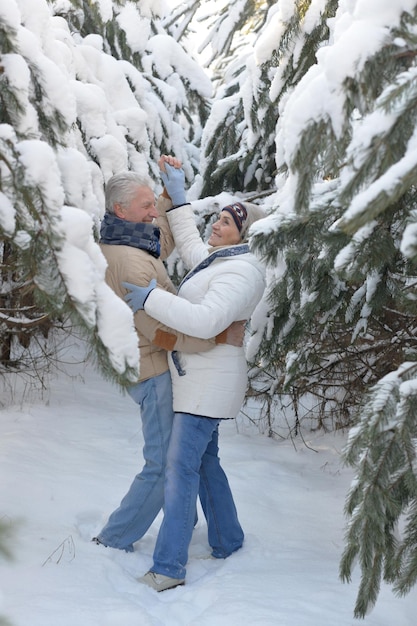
xmin=208 ymin=210 xmax=241 ymax=246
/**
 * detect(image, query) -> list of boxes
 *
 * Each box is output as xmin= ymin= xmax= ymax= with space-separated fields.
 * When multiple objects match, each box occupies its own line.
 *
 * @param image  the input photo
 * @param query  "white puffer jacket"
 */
xmin=143 ymin=204 xmax=266 ymax=419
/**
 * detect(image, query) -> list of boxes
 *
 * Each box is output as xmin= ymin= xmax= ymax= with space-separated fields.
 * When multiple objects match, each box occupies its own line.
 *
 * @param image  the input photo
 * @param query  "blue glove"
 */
xmin=160 ymin=163 xmax=187 ymax=206
xmin=122 ymin=278 xmax=157 ymax=312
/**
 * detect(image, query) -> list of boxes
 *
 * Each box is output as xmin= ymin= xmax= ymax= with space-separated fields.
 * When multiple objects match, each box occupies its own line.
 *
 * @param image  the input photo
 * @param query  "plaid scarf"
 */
xmin=100 ymin=213 xmax=161 ymax=258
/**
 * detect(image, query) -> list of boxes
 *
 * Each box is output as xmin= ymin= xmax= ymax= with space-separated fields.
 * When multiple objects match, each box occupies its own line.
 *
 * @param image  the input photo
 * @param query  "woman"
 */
xmin=123 ymin=163 xmax=266 ymax=591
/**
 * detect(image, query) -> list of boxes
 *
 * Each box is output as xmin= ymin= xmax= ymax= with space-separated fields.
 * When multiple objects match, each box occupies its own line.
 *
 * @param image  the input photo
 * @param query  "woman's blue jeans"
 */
xmin=151 ymin=412 xmax=244 ymax=579
xmin=97 ymin=371 xmax=174 ymax=551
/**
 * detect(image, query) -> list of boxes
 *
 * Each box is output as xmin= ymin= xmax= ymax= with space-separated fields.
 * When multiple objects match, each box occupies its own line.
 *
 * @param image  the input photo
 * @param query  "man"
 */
xmin=93 ymin=164 xmax=243 ymax=552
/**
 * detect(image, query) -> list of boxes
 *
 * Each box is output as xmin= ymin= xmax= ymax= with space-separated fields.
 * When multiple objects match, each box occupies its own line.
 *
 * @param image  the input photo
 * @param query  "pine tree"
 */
xmin=0 ymin=0 xmax=211 ymax=391
xmin=193 ymin=0 xmax=278 ymax=196
xmin=61 ymin=0 xmax=213 ymax=173
xmin=242 ymin=0 xmax=417 ymax=616
xmin=333 ymin=7 xmax=417 ymax=618
xmin=191 ymin=0 xmax=338 ymax=197
xmin=340 ymin=363 xmax=417 ymax=618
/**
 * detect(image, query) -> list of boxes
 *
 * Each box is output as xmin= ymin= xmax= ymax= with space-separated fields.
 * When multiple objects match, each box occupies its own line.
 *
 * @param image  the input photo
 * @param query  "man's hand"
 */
xmin=158 ymin=155 xmax=182 ymax=172
xmin=219 ymin=320 xmax=247 ymax=347
xmin=122 ymin=279 xmax=157 ymax=313
xmin=160 ymin=163 xmax=187 ymax=207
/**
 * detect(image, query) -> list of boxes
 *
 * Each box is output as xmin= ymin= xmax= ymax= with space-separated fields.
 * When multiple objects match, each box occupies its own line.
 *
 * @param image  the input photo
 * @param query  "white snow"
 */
xmin=1 ymin=1 xmax=417 ymax=622
xmin=0 ymin=340 xmax=415 ymax=626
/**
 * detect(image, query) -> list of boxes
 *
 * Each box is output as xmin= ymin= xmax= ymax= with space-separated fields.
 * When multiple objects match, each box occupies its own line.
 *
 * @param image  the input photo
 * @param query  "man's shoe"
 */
xmin=138 ymin=571 xmax=185 ymax=592
xmin=91 ymin=537 xmax=134 ymax=553
xmin=91 ymin=537 xmax=106 ymax=546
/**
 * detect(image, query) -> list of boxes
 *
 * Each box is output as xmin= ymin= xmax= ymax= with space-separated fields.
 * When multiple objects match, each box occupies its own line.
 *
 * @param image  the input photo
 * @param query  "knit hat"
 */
xmin=222 ymin=201 xmax=266 ymax=242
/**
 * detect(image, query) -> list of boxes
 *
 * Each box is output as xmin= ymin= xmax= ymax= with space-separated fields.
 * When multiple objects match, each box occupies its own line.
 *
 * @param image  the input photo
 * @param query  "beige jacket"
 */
xmin=100 ymin=195 xmax=220 ymax=382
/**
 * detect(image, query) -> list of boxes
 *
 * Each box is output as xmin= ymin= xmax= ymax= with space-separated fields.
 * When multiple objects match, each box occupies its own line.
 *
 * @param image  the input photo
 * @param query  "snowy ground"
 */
xmin=0 ymin=343 xmax=415 ymax=626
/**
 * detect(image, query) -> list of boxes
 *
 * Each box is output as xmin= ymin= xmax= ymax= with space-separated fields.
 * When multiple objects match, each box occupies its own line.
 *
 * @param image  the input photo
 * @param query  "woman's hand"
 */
xmin=159 ymin=164 xmax=187 ymax=207
xmin=122 ymin=279 xmax=157 ymax=312
xmin=158 ymin=155 xmax=187 ymax=206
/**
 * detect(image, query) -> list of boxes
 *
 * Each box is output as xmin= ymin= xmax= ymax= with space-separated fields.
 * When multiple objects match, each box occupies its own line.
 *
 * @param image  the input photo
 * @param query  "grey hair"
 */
xmin=105 ymin=171 xmax=154 ymax=214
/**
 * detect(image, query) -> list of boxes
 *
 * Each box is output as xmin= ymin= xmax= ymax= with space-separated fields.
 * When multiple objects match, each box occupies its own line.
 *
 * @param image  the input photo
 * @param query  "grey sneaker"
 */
xmin=138 ymin=571 xmax=185 ymax=592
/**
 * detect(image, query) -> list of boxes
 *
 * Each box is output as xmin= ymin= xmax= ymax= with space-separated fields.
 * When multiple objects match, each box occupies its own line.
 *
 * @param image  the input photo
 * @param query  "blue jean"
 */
xmin=97 ymin=370 xmax=174 ymax=551
xmin=151 ymin=412 xmax=244 ymax=579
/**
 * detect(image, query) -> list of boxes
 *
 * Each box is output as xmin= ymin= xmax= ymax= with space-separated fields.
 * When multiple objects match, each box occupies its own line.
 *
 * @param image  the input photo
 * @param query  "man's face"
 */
xmin=114 ymin=186 xmax=158 ymax=223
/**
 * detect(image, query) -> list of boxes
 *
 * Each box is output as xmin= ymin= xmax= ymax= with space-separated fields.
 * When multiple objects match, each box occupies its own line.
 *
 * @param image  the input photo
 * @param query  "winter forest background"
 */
xmin=1 ymin=0 xmax=417 ymax=620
